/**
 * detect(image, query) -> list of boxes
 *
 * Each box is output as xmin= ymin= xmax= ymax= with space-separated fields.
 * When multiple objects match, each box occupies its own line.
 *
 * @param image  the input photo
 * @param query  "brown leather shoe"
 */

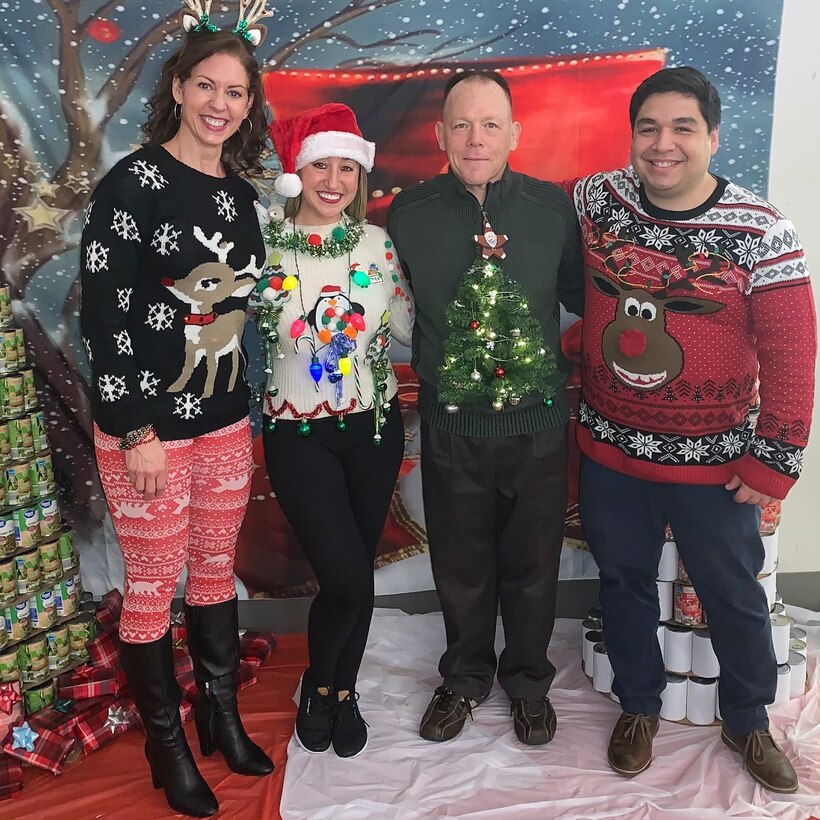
xmin=419 ymin=686 xmax=488 ymax=742
xmin=607 ymin=712 xmax=660 ymax=776
xmin=721 ymin=727 xmax=798 ymax=793
xmin=510 ymin=696 xmax=557 ymax=745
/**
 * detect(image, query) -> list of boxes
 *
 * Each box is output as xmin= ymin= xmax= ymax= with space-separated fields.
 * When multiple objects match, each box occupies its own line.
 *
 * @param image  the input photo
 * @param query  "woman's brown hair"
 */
xmin=142 ymin=31 xmax=268 ymax=176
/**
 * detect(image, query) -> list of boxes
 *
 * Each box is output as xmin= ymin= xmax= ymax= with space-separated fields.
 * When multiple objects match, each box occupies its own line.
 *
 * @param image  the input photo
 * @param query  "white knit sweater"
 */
xmin=262 ymin=221 xmax=414 ymax=420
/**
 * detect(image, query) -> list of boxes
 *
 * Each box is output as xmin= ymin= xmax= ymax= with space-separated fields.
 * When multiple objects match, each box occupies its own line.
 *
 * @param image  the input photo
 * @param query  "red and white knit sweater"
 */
xmin=569 ymin=169 xmax=816 ymax=499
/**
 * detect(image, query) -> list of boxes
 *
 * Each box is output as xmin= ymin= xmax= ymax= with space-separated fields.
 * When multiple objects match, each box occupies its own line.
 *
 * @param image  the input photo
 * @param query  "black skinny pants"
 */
xmin=264 ymin=397 xmax=404 ymax=690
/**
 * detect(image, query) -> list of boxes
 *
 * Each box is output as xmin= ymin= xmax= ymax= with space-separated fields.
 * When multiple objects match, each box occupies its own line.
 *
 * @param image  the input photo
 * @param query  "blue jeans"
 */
xmin=579 ymin=456 xmax=775 ymax=734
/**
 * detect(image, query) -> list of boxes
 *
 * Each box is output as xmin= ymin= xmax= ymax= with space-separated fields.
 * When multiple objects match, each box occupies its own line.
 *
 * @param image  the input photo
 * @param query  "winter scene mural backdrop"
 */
xmin=0 ymin=0 xmax=784 ymax=597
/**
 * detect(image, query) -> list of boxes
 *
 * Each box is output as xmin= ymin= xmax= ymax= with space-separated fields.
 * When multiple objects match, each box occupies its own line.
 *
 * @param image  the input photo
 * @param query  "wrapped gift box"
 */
xmin=2 ymin=720 xmax=74 ymax=775
xmin=29 ymin=696 xmax=116 ymax=739
xmin=0 ymin=754 xmax=23 ymax=802
xmin=74 ymin=699 xmax=136 ymax=755
xmin=85 ymin=631 xmax=127 ymax=690
xmin=95 ymin=589 xmax=123 ymax=633
xmin=239 ymin=632 xmax=276 ymax=668
xmin=57 ymin=666 xmax=120 ymax=700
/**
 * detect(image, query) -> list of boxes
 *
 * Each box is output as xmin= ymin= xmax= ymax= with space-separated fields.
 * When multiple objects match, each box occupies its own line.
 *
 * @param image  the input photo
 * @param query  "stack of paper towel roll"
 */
xmin=580 ymin=600 xmax=810 ymax=724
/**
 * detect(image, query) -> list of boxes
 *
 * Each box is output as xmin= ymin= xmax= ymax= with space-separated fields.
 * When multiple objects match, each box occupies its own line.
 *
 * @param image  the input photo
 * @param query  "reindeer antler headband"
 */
xmin=179 ymin=0 xmax=275 ymax=47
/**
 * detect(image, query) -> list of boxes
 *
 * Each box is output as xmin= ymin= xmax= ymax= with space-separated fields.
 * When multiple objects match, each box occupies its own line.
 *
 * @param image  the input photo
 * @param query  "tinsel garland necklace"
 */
xmin=437 ymin=213 xmax=558 ymax=412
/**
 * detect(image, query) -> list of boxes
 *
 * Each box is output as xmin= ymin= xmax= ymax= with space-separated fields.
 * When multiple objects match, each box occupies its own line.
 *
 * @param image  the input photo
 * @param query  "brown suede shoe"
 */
xmin=607 ymin=712 xmax=660 ymax=776
xmin=721 ymin=727 xmax=799 ymax=793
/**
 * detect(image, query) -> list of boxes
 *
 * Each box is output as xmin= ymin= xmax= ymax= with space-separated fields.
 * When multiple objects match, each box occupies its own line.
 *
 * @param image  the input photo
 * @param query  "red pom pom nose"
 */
xmin=618 ymin=328 xmax=646 ymax=357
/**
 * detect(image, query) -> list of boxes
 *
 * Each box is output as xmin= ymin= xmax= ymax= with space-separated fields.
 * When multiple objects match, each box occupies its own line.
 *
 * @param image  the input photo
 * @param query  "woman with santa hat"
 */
xmin=257 ymin=103 xmax=414 ymax=758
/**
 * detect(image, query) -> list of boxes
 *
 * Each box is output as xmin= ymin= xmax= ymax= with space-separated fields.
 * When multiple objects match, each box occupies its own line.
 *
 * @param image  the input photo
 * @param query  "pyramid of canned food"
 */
xmin=581 ymin=513 xmax=810 ymax=726
xmin=0 ymin=284 xmax=85 ymax=712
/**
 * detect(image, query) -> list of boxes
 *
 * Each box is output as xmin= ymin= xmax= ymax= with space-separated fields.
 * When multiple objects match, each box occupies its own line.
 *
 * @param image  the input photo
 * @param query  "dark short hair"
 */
xmin=442 ymin=69 xmax=513 ymax=109
xmin=629 ymin=66 xmax=721 ymax=132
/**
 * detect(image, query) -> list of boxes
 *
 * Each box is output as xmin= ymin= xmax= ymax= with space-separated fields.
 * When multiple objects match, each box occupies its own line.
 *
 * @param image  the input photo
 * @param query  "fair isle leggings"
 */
xmin=94 ymin=417 xmax=252 ymax=644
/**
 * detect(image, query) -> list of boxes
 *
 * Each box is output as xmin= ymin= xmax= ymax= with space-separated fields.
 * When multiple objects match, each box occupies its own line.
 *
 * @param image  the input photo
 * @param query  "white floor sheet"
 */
xmin=281 ymin=608 xmax=820 ymax=819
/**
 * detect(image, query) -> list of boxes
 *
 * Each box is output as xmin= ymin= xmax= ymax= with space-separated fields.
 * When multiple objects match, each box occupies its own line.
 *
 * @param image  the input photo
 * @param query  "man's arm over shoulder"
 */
xmin=387 ymin=182 xmax=444 ymax=288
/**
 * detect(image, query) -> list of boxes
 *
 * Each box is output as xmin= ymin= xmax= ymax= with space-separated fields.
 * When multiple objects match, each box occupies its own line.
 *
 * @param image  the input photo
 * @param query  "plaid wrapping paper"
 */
xmin=73 ymin=698 xmax=135 ymax=754
xmin=57 ymin=666 xmax=120 ymax=700
xmin=29 ymin=696 xmax=116 ymax=739
xmin=239 ymin=632 xmax=276 ymax=668
xmin=86 ymin=631 xmax=128 ymax=690
xmin=0 ymin=754 xmax=23 ymax=802
xmin=2 ymin=719 xmax=74 ymax=775
xmin=95 ymin=589 xmax=123 ymax=633
xmin=173 ymin=649 xmax=193 ymax=681
xmin=178 ymin=662 xmax=257 ymax=704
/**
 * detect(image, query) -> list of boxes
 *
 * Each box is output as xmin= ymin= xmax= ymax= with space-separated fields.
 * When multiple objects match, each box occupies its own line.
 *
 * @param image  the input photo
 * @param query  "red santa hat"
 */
xmin=271 ymin=103 xmax=376 ymax=198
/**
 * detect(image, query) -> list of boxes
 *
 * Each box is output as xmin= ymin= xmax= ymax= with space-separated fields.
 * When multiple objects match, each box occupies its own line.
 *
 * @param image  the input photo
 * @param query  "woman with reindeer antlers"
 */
xmin=79 ymin=2 xmax=275 ymax=815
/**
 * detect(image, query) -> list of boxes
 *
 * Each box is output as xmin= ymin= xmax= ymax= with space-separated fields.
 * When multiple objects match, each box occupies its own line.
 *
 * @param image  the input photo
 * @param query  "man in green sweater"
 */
xmin=387 ymin=70 xmax=584 ymax=745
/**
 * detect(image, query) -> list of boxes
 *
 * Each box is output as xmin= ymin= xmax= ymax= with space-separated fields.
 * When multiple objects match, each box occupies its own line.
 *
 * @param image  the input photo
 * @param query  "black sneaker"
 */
xmin=332 ymin=692 xmax=368 ymax=758
xmin=419 ymin=686 xmax=488 ymax=742
xmin=295 ymin=683 xmax=334 ymax=753
xmin=510 ymin=696 xmax=557 ymax=745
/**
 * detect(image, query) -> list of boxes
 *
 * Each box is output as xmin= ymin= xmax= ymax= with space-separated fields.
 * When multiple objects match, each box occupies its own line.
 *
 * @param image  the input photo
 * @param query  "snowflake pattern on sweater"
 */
xmin=571 ymin=169 xmax=816 ymax=499
xmin=80 ymin=145 xmax=265 ymax=439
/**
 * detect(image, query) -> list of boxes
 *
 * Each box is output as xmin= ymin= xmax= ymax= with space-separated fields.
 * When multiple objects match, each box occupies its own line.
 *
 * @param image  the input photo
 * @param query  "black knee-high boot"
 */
xmin=184 ymin=598 xmax=274 ymax=776
xmin=120 ymin=632 xmax=218 ymax=817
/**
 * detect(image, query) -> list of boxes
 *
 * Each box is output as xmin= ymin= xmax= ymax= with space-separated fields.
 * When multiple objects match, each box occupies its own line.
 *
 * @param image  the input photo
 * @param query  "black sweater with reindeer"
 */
xmin=79 ymin=145 xmax=265 ymax=439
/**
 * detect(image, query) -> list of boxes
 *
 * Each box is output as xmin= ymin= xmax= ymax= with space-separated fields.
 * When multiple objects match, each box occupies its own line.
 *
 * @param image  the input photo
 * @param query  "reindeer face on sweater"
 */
xmin=590 ymin=270 xmax=723 ymax=391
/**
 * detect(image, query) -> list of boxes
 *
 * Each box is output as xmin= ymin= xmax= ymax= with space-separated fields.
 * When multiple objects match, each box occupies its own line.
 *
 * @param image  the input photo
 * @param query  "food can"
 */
xmin=53 ymin=576 xmax=77 ymax=618
xmin=677 ymin=557 xmax=691 ymax=584
xmin=29 ymin=588 xmax=57 ymax=630
xmin=58 ymin=527 xmax=75 ymax=569
xmin=14 ymin=547 xmax=41 ymax=595
xmin=31 ymin=453 xmax=56 ymax=497
xmin=0 ymin=645 xmax=19 ymax=682
xmin=6 ymin=601 xmax=31 ymax=642
xmin=46 ymin=623 xmax=70 ymax=671
xmin=0 ymin=286 xmax=12 ymax=328
xmin=67 ymin=613 xmax=96 ymax=660
xmin=15 ymin=329 xmax=26 ymax=369
xmin=38 ymin=538 xmax=62 ymax=582
xmin=30 ymin=410 xmax=48 ymax=452
xmin=673 ymin=581 xmax=703 ymax=626
xmin=6 ymin=462 xmax=33 ymax=506
xmin=0 ymin=330 xmax=18 ymax=372
xmin=73 ymin=568 xmax=83 ymax=597
xmin=38 ymin=497 xmax=61 ymax=539
xmin=24 ymin=678 xmax=56 ymax=714
xmin=9 ymin=415 xmax=35 ymax=461
xmin=0 ymin=422 xmax=10 ymax=464
xmin=3 ymin=374 xmax=24 ymax=416
xmin=18 ymin=634 xmax=48 ymax=684
xmin=0 ymin=556 xmax=16 ymax=598
xmin=0 ymin=615 xmax=6 ymax=650
xmin=13 ymin=506 xmax=41 ymax=550
xmin=21 ymin=368 xmax=36 ymax=411
xmin=0 ymin=469 xmax=6 ymax=509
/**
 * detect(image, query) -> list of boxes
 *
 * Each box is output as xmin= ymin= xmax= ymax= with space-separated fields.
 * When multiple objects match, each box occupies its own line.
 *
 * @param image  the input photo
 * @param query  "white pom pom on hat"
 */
xmin=270 ymin=103 xmax=375 ymax=199
xmin=274 ymin=172 xmax=303 ymax=198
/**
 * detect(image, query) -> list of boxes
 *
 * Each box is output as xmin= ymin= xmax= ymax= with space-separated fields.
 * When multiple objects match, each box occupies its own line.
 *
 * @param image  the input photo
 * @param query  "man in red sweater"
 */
xmin=568 ymin=67 xmax=816 ymax=792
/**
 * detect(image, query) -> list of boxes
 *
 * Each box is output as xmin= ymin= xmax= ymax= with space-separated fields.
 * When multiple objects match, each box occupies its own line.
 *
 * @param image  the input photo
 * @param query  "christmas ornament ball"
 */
xmin=470 ymin=370 xmax=482 ymax=383
xmin=492 ymin=400 xmax=504 ymax=412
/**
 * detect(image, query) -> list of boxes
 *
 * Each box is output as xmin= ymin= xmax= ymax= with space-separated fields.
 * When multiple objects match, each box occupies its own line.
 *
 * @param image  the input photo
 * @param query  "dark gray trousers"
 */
xmin=420 ymin=421 xmax=568 ymax=699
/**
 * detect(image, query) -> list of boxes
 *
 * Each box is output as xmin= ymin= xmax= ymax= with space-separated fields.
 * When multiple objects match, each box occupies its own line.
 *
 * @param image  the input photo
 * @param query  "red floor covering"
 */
xmin=6 ymin=634 xmax=308 ymax=820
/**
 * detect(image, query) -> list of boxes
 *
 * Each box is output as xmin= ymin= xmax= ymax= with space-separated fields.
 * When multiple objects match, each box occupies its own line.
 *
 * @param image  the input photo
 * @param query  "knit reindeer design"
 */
xmin=162 ymin=227 xmax=262 ymax=397
xmin=589 ymin=262 xmax=726 ymax=392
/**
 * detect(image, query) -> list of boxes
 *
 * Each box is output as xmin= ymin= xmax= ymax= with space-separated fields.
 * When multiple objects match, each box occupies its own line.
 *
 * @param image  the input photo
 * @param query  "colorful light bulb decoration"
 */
xmin=290 ymin=315 xmax=306 ymax=339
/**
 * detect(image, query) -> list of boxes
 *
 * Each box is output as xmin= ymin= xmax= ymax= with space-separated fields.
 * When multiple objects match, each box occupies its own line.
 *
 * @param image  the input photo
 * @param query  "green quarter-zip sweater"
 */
xmin=387 ymin=166 xmax=584 ymax=437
